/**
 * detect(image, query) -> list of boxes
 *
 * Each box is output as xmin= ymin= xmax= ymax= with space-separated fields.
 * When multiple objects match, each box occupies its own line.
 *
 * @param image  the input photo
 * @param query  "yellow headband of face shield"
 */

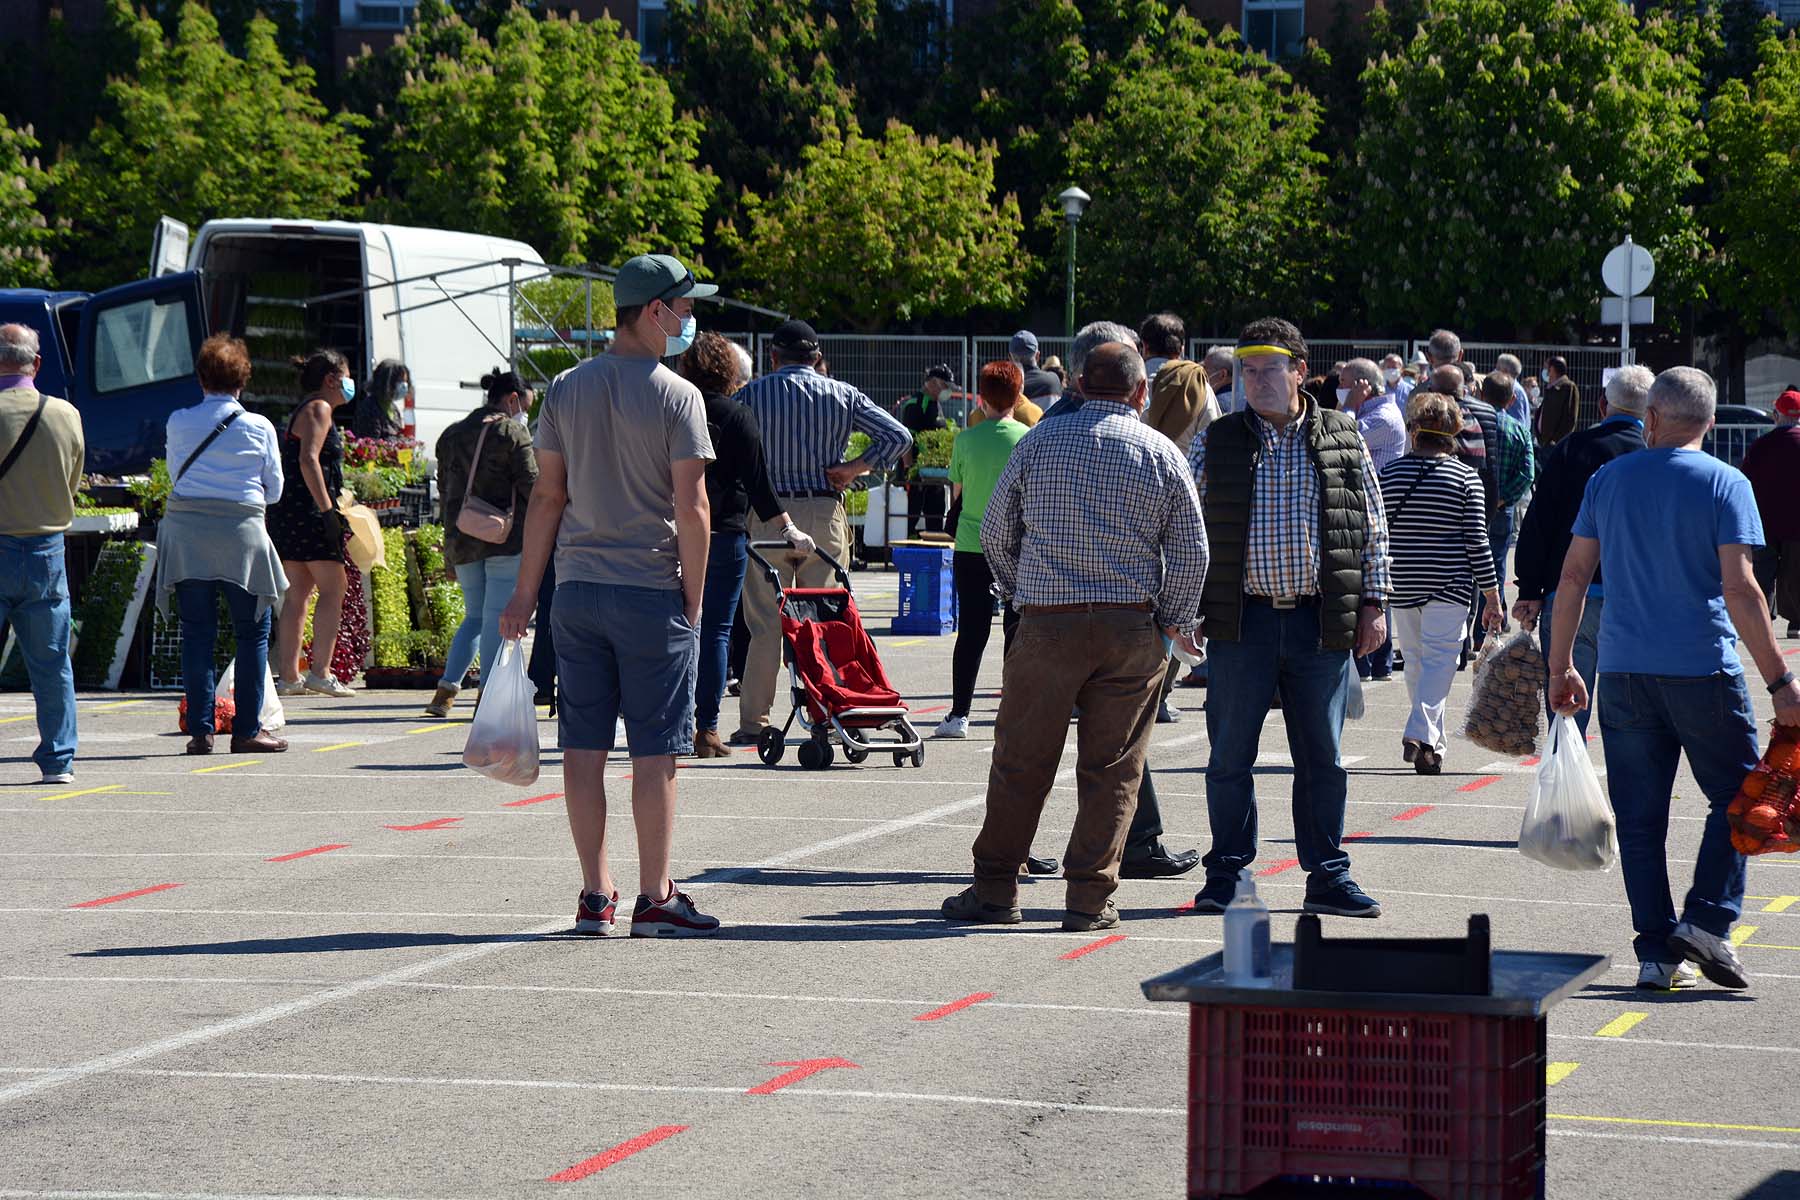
xmin=1234 ymin=344 xmax=1296 ymax=359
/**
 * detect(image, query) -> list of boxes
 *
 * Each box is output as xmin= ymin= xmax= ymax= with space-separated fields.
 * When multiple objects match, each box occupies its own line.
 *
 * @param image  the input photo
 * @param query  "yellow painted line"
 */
xmin=1594 ymin=1012 xmax=1649 ymax=1039
xmin=83 ymin=700 xmax=148 ymax=712
xmin=312 ymin=741 xmax=365 ymax=753
xmin=1736 ymin=940 xmax=1800 ymax=950
xmin=192 ymin=761 xmax=259 ymax=774
xmin=404 ymin=723 xmax=467 ymax=735
xmin=1760 ymin=896 xmax=1799 ymax=914
xmin=1730 ymin=925 xmax=1758 ymax=946
xmin=1550 ymin=1112 xmax=1800 ymax=1136
xmin=1545 ymin=1062 xmax=1580 ymax=1087
xmin=37 ymin=784 xmax=124 ymax=802
xmin=113 ymin=791 xmax=173 ymax=796
xmin=888 ymin=639 xmax=926 ymax=648
xmin=0 ymin=714 xmax=36 ymax=725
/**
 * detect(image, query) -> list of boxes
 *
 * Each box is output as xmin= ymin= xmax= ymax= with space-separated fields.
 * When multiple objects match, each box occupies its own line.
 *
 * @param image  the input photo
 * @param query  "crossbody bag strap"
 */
xmin=176 ymin=409 xmax=243 ymax=483
xmin=0 ymin=393 xmax=48 ymax=484
xmin=462 ymin=416 xmax=515 ymax=515
xmin=1386 ymin=456 xmax=1447 ymax=525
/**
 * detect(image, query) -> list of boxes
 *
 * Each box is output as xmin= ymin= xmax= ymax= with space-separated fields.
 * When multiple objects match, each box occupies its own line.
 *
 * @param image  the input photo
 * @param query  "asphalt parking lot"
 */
xmin=3 ymin=569 xmax=1800 ymax=1199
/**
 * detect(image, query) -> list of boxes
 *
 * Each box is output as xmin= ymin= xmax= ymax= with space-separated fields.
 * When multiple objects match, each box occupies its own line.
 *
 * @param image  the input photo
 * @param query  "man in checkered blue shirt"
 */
xmin=941 ymin=342 xmax=1209 ymax=934
xmin=1188 ymin=317 xmax=1393 ymax=920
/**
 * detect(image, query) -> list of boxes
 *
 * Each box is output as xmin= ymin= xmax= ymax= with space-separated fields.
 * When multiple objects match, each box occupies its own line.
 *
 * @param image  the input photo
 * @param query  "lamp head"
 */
xmin=1058 ymin=186 xmax=1091 ymax=222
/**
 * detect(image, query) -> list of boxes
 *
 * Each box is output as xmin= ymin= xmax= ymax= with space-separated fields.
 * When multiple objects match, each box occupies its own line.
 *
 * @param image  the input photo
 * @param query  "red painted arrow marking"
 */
xmin=915 ymin=992 xmax=994 ymax=1021
xmin=1392 ymin=805 xmax=1435 ymax=822
xmin=71 ymin=883 xmax=183 ymax=908
xmin=914 ymin=704 xmax=948 ymax=716
xmin=547 ymin=1125 xmax=687 ymax=1182
xmin=1060 ymin=934 xmax=1126 ymax=960
xmin=745 ymin=1057 xmax=859 ymax=1095
xmin=502 ymin=791 xmax=562 ymax=807
xmin=265 ymin=843 xmax=349 ymax=863
xmin=1458 ymin=775 xmax=1503 ymax=793
xmin=382 ymin=817 xmax=463 ymax=832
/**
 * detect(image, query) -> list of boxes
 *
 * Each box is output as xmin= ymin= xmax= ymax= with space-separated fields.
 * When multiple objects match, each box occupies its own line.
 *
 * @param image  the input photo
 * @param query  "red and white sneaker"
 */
xmin=574 ymin=889 xmax=618 ymax=935
xmin=630 ymin=887 xmax=721 ymax=938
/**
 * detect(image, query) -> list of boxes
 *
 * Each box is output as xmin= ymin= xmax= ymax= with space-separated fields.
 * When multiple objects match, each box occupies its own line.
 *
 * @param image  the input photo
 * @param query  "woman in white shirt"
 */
xmin=154 ymin=335 xmax=289 ymax=756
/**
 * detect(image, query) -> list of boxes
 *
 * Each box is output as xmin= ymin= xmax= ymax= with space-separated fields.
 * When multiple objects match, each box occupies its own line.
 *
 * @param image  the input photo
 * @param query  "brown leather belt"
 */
xmin=1018 ymin=601 xmax=1155 ymax=616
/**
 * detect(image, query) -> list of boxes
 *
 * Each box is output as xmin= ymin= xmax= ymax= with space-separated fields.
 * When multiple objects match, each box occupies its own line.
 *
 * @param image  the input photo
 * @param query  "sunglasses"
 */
xmin=651 ymin=269 xmax=695 ymax=304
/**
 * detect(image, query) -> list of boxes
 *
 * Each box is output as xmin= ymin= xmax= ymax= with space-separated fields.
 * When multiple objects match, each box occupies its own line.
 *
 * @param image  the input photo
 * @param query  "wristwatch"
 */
xmin=1770 ymin=671 xmax=1796 ymax=696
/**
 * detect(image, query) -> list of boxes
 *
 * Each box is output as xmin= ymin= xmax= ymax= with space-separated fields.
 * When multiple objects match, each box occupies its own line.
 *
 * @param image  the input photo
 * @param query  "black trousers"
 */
xmin=951 ymin=551 xmax=1018 ymax=717
xmin=527 ymin=558 xmax=557 ymax=697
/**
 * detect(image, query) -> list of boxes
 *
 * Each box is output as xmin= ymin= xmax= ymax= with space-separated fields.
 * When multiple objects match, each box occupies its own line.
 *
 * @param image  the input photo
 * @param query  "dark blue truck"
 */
xmin=0 ymin=272 xmax=205 ymax=476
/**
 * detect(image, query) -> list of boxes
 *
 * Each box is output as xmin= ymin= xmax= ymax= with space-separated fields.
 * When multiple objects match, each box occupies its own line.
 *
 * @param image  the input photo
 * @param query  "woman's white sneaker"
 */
xmin=934 ymin=715 xmax=969 ymax=739
xmin=303 ymin=673 xmax=355 ymax=698
xmin=1636 ymin=960 xmax=1700 ymax=990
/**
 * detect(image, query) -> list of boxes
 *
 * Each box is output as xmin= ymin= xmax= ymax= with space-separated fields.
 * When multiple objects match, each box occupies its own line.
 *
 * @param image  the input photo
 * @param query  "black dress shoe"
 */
xmin=1023 ymin=854 xmax=1060 ymax=876
xmin=1120 ymin=843 xmax=1201 ymax=878
xmin=185 ymin=733 xmax=214 ymax=755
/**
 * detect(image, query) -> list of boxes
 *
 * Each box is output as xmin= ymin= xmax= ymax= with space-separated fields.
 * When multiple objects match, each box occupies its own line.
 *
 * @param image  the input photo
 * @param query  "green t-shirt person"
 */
xmin=948 ymin=416 xmax=1028 ymax=554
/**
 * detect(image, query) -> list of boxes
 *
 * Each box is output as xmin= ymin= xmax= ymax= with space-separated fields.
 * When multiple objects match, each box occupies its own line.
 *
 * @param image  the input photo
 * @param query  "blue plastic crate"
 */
xmin=892 ymin=544 xmax=957 ymax=635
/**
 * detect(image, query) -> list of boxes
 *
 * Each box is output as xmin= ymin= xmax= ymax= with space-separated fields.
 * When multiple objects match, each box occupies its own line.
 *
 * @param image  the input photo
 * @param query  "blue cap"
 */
xmin=613 ymin=254 xmax=719 ymax=307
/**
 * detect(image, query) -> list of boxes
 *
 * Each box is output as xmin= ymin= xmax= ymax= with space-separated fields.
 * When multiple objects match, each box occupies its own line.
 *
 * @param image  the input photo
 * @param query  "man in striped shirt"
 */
xmin=730 ymin=320 xmax=911 ymax=743
xmin=941 ymin=341 xmax=1209 ymax=933
xmin=1188 ymin=318 xmax=1392 ymax=919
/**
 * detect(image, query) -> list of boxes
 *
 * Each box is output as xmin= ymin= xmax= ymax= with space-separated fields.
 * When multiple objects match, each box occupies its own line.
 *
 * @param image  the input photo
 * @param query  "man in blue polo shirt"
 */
xmin=1550 ymin=366 xmax=1800 ymax=994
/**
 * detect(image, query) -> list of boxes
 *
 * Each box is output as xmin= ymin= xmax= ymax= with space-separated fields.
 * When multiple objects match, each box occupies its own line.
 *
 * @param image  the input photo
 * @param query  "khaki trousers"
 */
xmin=736 ymin=496 xmax=850 ymax=735
xmin=971 ymin=607 xmax=1166 ymax=914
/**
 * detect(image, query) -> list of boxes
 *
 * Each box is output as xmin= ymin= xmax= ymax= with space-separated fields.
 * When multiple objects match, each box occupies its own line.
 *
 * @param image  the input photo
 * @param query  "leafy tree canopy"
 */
xmin=1707 ymin=30 xmax=1800 ymax=332
xmin=0 ymin=119 xmax=59 ymax=288
xmin=721 ymin=118 xmax=1029 ymax=330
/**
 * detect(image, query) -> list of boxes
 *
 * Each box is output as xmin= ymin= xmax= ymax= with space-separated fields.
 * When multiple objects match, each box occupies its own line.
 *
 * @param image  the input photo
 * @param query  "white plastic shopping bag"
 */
xmin=216 ymin=660 xmax=285 ymax=732
xmin=1518 ymin=714 xmax=1617 ymax=871
xmin=461 ymin=638 xmax=540 ymax=787
xmin=1345 ymin=672 xmax=1366 ymax=721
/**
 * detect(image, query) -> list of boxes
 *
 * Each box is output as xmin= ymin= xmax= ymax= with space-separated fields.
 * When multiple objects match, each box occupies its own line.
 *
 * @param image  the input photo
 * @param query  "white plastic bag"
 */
xmin=1345 ymin=672 xmax=1366 ymax=721
xmin=461 ymin=638 xmax=539 ymax=786
xmin=1518 ymin=714 xmax=1617 ymax=871
xmin=216 ymin=661 xmax=285 ymax=733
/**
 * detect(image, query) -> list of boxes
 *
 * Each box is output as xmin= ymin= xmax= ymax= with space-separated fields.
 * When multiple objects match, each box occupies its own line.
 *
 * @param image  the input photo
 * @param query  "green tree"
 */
xmin=51 ymin=1 xmax=365 ymax=290
xmin=384 ymin=2 xmax=716 ymax=266
xmin=721 ymin=118 xmax=1029 ymax=329
xmin=1354 ymin=0 xmax=1709 ymax=335
xmin=1063 ymin=13 xmax=1330 ymax=329
xmin=0 ymin=120 xmax=59 ymax=288
xmin=1708 ymin=31 xmax=1800 ymax=332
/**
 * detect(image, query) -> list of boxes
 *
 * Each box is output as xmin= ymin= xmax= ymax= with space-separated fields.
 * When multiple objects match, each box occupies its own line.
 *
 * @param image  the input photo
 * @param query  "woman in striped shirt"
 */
xmin=1380 ymin=391 xmax=1503 ymax=774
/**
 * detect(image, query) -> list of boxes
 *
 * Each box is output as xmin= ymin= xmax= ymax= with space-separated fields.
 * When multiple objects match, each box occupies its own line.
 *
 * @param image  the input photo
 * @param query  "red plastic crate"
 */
xmin=1187 ymin=1004 xmax=1546 ymax=1200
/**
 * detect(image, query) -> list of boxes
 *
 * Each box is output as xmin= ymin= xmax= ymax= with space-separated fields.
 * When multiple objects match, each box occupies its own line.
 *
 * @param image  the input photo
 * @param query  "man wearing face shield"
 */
xmin=1187 ymin=318 xmax=1394 ymax=919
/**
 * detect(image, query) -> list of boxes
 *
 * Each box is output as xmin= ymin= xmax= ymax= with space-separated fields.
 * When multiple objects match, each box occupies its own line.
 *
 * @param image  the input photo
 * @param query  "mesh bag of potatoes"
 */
xmin=1460 ymin=628 xmax=1546 ymax=757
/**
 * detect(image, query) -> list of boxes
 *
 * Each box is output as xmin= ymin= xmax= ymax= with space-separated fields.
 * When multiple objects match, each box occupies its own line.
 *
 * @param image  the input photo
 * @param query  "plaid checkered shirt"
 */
xmin=1188 ymin=405 xmax=1392 ymax=600
xmin=980 ymin=399 xmax=1209 ymax=630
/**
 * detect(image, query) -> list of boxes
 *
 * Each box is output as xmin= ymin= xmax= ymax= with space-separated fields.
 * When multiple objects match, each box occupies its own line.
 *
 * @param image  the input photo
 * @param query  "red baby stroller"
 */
xmin=747 ymin=541 xmax=926 ymax=771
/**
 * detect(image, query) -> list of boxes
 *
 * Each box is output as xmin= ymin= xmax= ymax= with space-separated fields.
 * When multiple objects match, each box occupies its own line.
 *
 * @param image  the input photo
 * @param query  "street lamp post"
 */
xmin=1058 ymin=186 xmax=1090 ymax=340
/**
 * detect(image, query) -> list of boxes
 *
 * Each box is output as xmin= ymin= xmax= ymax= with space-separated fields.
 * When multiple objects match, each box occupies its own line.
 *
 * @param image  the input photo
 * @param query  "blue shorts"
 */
xmin=551 ymin=581 xmax=698 ymax=758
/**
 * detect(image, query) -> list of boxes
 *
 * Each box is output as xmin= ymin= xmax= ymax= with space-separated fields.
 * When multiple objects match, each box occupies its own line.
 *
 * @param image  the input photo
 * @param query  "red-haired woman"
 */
xmin=935 ymin=361 xmax=1030 ymax=741
xmin=155 ymin=334 xmax=288 ymax=754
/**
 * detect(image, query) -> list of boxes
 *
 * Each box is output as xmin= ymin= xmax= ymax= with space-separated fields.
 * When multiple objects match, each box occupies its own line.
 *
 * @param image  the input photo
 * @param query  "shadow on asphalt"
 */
xmin=686 ymin=867 xmax=977 ymax=888
xmin=70 ymin=932 xmax=585 ymax=956
xmin=1738 ymin=1172 xmax=1800 ymax=1199
xmin=1576 ymin=983 xmax=1756 ymax=1005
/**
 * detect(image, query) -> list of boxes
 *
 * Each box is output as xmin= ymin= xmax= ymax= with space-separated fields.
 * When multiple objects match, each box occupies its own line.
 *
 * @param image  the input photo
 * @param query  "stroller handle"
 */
xmin=747 ymin=540 xmax=853 ymax=594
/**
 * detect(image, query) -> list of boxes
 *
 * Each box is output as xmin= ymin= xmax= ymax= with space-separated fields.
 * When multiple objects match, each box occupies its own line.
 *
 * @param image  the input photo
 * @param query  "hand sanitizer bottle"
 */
xmin=1223 ymin=869 xmax=1272 ymax=988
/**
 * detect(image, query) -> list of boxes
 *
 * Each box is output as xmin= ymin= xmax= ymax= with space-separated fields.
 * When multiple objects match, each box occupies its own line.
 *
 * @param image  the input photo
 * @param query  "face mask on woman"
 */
xmin=1382 ymin=368 xmax=1400 ymax=385
xmin=339 ymin=376 xmax=356 ymax=402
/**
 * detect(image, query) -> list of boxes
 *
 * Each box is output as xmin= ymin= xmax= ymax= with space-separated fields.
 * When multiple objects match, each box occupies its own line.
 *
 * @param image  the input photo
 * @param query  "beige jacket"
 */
xmin=0 ymin=384 xmax=85 ymax=536
xmin=1143 ymin=360 xmax=1220 ymax=453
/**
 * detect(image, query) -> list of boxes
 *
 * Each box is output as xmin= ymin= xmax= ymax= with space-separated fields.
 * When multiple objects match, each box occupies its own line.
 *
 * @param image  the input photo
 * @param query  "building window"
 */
xmin=354 ymin=2 xmax=413 ymax=28
xmin=639 ymin=0 xmax=669 ymax=63
xmin=1242 ymin=0 xmax=1304 ymax=59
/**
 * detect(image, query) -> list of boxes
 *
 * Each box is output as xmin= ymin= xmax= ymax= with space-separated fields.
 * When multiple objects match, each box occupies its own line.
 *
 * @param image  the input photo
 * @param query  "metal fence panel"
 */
xmin=1307 ymin=340 xmax=1409 ymax=370
xmin=1704 ymin=423 xmax=1772 ymax=470
xmin=971 ymin=334 xmax=1075 ymax=371
xmin=751 ymin=334 xmax=966 ymax=418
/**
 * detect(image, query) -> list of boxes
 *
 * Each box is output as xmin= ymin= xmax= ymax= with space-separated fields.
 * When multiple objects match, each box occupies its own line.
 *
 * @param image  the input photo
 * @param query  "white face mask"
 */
xmin=1382 ymin=368 xmax=1400 ymax=385
xmin=1335 ymin=386 xmax=1352 ymax=407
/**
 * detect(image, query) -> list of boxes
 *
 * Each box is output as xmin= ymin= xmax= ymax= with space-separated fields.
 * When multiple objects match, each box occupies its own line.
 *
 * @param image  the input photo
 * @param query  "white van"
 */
xmin=189 ymin=219 xmax=546 ymax=454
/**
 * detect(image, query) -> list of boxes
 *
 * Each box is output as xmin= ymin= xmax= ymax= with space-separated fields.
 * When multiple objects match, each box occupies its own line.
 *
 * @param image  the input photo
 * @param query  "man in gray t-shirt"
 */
xmin=501 ymin=253 xmax=721 ymax=939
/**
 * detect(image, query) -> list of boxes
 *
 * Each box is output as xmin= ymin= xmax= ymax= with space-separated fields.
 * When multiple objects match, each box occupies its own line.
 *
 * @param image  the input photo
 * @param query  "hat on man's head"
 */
xmin=1009 ymin=330 xmax=1039 ymax=358
xmin=1777 ymin=388 xmax=1800 ymax=417
xmin=770 ymin=319 xmax=819 ymax=351
xmin=613 ymin=254 xmax=719 ymax=308
xmin=925 ymin=364 xmax=955 ymax=384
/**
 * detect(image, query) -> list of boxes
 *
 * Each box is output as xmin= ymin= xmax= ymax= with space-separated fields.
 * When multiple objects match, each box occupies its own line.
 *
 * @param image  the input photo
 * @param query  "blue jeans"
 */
xmin=0 ymin=533 xmax=76 ymax=776
xmin=176 ymin=579 xmax=270 ymax=740
xmin=441 ymin=554 xmax=522 ymax=689
xmin=1473 ymin=504 xmax=1514 ymax=648
xmin=695 ymin=531 xmax=749 ymax=733
xmin=1541 ymin=590 xmax=1603 ymax=737
xmin=1599 ymin=671 xmax=1757 ymax=964
xmin=1203 ymin=601 xmax=1354 ymax=889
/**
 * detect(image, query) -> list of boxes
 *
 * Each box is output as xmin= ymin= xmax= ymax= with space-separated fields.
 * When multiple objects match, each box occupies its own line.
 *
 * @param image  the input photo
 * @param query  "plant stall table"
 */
xmin=1142 ymin=943 xmax=1609 ymax=1200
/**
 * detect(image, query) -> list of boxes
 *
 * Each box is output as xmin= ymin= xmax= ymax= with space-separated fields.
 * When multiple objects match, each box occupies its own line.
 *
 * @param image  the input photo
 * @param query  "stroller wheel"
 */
xmin=756 ymin=726 xmax=786 ymax=766
xmin=798 ymin=738 xmax=834 ymax=771
xmin=844 ymin=745 xmax=869 ymax=764
xmin=910 ymin=745 xmax=926 ymax=769
xmin=892 ymin=752 xmax=907 ymax=768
